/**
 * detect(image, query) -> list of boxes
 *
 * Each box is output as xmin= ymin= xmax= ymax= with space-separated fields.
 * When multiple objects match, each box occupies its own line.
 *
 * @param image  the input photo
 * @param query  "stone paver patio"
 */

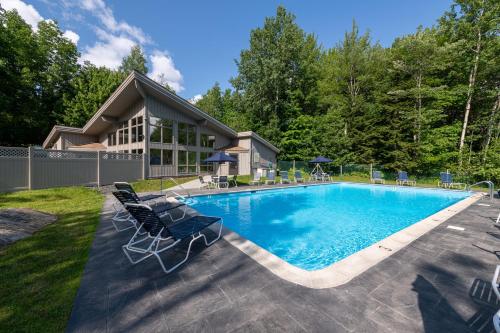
xmin=67 ymin=188 xmax=500 ymax=333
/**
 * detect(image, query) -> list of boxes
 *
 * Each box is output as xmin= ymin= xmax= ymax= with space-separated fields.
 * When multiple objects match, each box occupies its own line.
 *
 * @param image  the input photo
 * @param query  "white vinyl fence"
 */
xmin=0 ymin=147 xmax=144 ymax=192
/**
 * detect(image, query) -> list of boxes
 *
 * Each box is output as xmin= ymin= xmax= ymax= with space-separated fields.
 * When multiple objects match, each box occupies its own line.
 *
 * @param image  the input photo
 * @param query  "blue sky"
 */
xmin=2 ymin=0 xmax=453 ymax=100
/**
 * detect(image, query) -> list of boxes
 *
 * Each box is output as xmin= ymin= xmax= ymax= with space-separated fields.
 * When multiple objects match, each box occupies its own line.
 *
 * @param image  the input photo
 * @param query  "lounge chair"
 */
xmin=229 ymin=175 xmax=238 ymax=187
xmin=123 ymin=203 xmax=223 ymax=274
xmin=438 ymin=172 xmax=466 ymax=189
xmin=310 ymin=172 xmax=322 ymax=182
xmin=218 ymin=176 xmax=229 ymax=188
xmin=371 ymin=171 xmax=385 ymax=184
xmin=265 ymin=171 xmax=276 ymax=185
xmin=114 ymin=182 xmax=164 ymax=203
xmin=280 ymin=171 xmax=291 ymax=184
xmin=250 ymin=172 xmax=262 ymax=186
xmin=294 ymin=171 xmax=305 ymax=183
xmin=396 ymin=171 xmax=416 ymax=186
xmin=112 ymin=190 xmax=187 ymax=222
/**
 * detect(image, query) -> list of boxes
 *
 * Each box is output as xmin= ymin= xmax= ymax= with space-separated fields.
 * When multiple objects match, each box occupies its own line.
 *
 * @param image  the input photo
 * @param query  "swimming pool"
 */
xmin=191 ymin=183 xmax=470 ymax=271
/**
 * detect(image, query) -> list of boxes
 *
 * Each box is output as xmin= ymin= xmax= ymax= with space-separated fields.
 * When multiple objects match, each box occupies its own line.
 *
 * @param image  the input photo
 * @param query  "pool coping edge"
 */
xmin=220 ymin=192 xmax=484 ymax=289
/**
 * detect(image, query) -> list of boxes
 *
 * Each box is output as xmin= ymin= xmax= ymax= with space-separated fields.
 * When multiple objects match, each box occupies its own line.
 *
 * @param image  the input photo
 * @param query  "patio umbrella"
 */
xmin=309 ymin=156 xmax=332 ymax=174
xmin=203 ymin=152 xmax=237 ymax=176
xmin=203 ymin=151 xmax=237 ymax=163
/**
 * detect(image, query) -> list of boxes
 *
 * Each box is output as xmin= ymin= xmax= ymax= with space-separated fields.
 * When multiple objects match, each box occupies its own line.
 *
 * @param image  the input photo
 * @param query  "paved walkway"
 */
xmin=67 ymin=192 xmax=500 ymax=332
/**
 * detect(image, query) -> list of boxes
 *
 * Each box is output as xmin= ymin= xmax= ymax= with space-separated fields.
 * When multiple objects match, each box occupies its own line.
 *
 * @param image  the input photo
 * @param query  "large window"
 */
xmin=149 ymin=116 xmax=173 ymax=144
xmin=178 ymin=123 xmax=197 ymax=146
xmin=131 ymin=116 xmax=144 ymax=143
xmin=108 ymin=133 xmax=116 ymax=146
xmin=200 ymin=134 xmax=216 ymax=148
xmin=178 ymin=150 xmax=197 ymax=174
xmin=118 ymin=121 xmax=128 ymax=145
xmin=200 ymin=152 xmax=214 ymax=173
xmin=149 ymin=149 xmax=172 ymax=165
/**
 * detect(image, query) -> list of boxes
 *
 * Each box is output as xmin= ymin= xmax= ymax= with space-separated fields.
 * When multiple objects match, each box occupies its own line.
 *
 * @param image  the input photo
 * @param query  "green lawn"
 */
xmin=0 ymin=187 xmax=104 ymax=333
xmin=131 ymin=176 xmax=197 ymax=192
xmin=0 ymin=177 xmax=195 ymax=333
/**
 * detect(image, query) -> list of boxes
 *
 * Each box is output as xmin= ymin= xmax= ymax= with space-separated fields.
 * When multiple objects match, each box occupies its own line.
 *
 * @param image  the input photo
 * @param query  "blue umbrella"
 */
xmin=309 ymin=156 xmax=332 ymax=163
xmin=203 ymin=151 xmax=237 ymax=163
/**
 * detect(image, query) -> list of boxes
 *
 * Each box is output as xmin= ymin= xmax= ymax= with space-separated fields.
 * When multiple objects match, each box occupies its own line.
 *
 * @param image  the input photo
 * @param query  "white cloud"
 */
xmin=80 ymin=28 xmax=135 ymax=68
xmin=148 ymin=50 xmax=184 ymax=93
xmin=78 ymin=0 xmax=149 ymax=44
xmin=63 ymin=30 xmax=80 ymax=44
xmin=189 ymin=94 xmax=202 ymax=104
xmin=0 ymin=0 xmax=43 ymax=30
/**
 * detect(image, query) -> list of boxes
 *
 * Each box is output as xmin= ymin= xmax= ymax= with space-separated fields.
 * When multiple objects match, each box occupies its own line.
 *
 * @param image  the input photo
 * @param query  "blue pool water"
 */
xmin=190 ymin=183 xmax=470 ymax=271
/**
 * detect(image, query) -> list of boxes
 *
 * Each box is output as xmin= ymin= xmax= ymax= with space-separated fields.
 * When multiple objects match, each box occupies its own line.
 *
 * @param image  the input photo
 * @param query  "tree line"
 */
xmin=0 ymin=1 xmax=498 ymax=183
xmin=195 ymin=2 xmax=499 ymax=182
xmin=0 ymin=7 xmax=151 ymax=146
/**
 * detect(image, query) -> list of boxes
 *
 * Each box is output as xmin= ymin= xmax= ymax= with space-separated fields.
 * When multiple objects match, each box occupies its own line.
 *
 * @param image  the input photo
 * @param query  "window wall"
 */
xmin=178 ymin=123 xmax=196 ymax=146
xmin=131 ymin=116 xmax=144 ymax=143
xmin=149 ymin=116 xmax=173 ymax=144
xmin=150 ymin=149 xmax=173 ymax=165
xmin=178 ymin=150 xmax=196 ymax=174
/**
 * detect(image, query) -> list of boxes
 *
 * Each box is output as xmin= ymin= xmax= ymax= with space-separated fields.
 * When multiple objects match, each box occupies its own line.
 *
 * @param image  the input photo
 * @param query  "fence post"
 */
xmin=142 ymin=153 xmax=146 ymax=180
xmin=340 ymin=165 xmax=343 ymax=178
xmin=28 ymin=146 xmax=33 ymax=190
xmin=370 ymin=163 xmax=373 ymax=180
xmin=292 ymin=160 xmax=295 ymax=173
xmin=97 ymin=150 xmax=101 ymax=187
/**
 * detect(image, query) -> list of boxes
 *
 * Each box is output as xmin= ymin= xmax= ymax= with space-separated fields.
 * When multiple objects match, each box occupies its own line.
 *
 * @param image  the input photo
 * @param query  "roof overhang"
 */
xmin=82 ymin=71 xmax=238 ymax=138
xmin=237 ymin=131 xmax=280 ymax=153
xmin=42 ymin=126 xmax=83 ymax=148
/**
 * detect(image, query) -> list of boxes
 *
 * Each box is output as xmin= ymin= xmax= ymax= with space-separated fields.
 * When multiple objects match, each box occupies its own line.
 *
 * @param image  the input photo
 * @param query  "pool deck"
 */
xmin=67 ymin=185 xmax=500 ymax=332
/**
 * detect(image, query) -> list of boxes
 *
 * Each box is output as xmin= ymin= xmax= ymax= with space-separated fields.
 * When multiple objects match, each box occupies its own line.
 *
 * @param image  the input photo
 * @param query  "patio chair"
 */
xmin=123 ymin=203 xmax=223 ymax=274
xmin=396 ymin=171 xmax=416 ymax=186
xmin=250 ymin=172 xmax=262 ymax=186
xmin=294 ymin=170 xmax=305 ymax=183
xmin=310 ymin=172 xmax=322 ymax=182
xmin=280 ymin=171 xmax=291 ymax=184
xmin=438 ymin=172 xmax=466 ymax=189
xmin=321 ymin=172 xmax=331 ymax=181
xmin=218 ymin=176 xmax=229 ymax=188
xmin=371 ymin=171 xmax=385 ymax=184
xmin=198 ymin=176 xmax=215 ymax=190
xmin=265 ymin=171 xmax=276 ymax=185
xmin=114 ymin=182 xmax=164 ymax=203
xmin=112 ymin=190 xmax=187 ymax=223
xmin=229 ymin=175 xmax=238 ymax=187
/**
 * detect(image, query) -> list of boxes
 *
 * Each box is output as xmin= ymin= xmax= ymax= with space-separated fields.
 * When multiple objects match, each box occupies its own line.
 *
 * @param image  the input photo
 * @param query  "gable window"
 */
xmin=200 ymin=134 xmax=215 ymax=148
xmin=178 ymin=123 xmax=196 ymax=146
xmin=118 ymin=121 xmax=129 ymax=145
xmin=108 ymin=133 xmax=116 ymax=146
xmin=178 ymin=150 xmax=197 ymax=174
xmin=131 ymin=116 xmax=144 ymax=143
xmin=149 ymin=116 xmax=173 ymax=144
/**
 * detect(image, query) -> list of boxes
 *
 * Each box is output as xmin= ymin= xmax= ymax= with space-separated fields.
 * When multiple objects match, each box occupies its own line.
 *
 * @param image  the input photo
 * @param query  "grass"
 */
xmin=0 ymin=187 xmax=104 ymax=333
xmin=131 ymin=176 xmax=197 ymax=192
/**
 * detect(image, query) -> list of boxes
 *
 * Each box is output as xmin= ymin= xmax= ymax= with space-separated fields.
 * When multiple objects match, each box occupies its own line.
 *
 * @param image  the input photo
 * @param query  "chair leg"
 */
xmin=200 ymin=220 xmax=223 ymax=246
xmin=155 ymin=235 xmax=201 ymax=274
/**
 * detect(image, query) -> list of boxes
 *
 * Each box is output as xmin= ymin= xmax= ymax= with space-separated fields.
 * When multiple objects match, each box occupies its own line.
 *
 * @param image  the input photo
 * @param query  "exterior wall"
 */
xmin=237 ymin=152 xmax=251 ymax=175
xmin=59 ymin=132 xmax=97 ymax=150
xmin=146 ymin=96 xmax=233 ymax=177
xmin=251 ymin=138 xmax=277 ymax=174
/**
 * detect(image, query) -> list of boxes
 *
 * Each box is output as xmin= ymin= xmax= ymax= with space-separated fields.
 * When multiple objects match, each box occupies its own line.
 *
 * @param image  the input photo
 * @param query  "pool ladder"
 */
xmin=467 ymin=180 xmax=495 ymax=200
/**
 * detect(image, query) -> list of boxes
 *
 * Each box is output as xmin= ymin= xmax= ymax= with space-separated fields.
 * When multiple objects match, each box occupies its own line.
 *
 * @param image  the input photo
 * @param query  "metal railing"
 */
xmin=467 ymin=181 xmax=495 ymax=200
